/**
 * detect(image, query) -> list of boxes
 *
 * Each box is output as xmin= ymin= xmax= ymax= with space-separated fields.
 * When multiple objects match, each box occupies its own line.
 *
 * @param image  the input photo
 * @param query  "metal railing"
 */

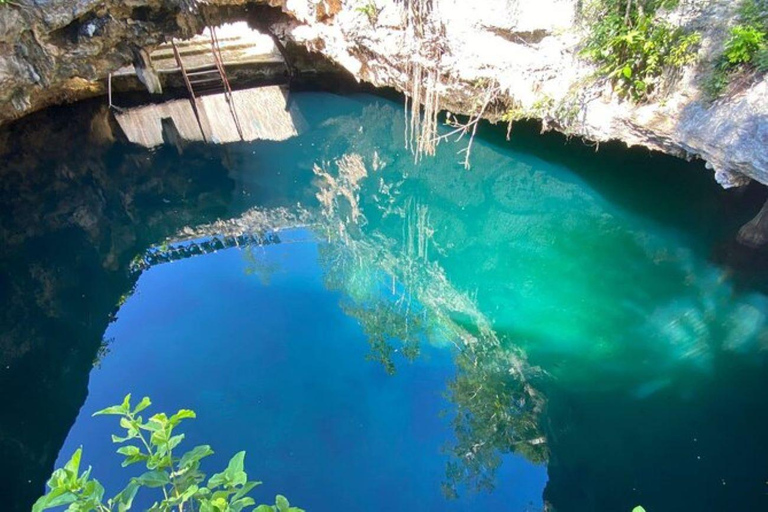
xmin=171 ymin=40 xmax=208 ymax=142
xmin=209 ymin=26 xmax=245 ymax=140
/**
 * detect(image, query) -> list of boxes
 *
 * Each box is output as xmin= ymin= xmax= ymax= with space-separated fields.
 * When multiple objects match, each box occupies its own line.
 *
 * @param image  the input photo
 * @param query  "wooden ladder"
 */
xmin=170 ymin=26 xmax=245 ymax=142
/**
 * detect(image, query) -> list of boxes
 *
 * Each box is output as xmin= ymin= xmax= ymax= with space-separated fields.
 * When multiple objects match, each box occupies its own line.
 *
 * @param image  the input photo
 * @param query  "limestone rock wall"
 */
xmin=0 ymin=0 xmax=766 ymax=188
xmin=0 ymin=0 xmax=204 ymax=125
xmin=271 ymin=0 xmax=767 ymax=188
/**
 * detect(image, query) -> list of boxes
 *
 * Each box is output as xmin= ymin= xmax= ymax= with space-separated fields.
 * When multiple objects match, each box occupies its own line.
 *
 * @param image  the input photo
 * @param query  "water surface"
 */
xmin=2 ymin=93 xmax=767 ymax=512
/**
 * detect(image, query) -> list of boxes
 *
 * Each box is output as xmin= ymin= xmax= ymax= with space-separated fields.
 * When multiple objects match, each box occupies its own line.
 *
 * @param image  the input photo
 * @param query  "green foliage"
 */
xmin=738 ymin=0 xmax=768 ymax=27
xmin=33 ymin=395 xmax=303 ymax=512
xmin=706 ymin=0 xmax=768 ymax=99
xmin=581 ymin=0 xmax=701 ymax=101
xmin=756 ymin=45 xmax=768 ymax=70
xmin=500 ymin=96 xmax=555 ymax=124
xmin=355 ymin=1 xmax=382 ymax=26
xmin=724 ymin=25 xmax=765 ymax=65
xmin=442 ymin=344 xmax=547 ymax=499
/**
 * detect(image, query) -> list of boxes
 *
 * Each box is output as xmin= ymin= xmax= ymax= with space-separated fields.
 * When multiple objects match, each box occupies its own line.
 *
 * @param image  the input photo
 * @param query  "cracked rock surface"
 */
xmin=1 ymin=0 xmax=767 ymax=187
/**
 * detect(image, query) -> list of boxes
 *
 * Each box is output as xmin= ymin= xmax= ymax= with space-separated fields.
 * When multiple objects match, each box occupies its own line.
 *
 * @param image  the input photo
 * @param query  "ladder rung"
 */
xmin=194 ymin=86 xmax=225 ymax=92
xmin=186 ymin=69 xmax=219 ymax=77
xmin=189 ymin=77 xmax=222 ymax=84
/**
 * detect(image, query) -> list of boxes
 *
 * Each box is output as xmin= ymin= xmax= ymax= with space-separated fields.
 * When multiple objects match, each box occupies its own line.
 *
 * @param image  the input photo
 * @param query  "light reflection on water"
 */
xmin=54 ymin=92 xmax=768 ymax=512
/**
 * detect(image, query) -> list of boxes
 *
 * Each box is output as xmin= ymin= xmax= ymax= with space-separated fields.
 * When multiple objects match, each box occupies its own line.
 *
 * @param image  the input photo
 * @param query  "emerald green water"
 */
xmin=1 ymin=92 xmax=767 ymax=511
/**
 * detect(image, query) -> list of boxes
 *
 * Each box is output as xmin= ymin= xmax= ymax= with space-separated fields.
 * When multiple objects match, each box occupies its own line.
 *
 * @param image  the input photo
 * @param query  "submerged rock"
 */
xmin=738 ymin=198 xmax=768 ymax=249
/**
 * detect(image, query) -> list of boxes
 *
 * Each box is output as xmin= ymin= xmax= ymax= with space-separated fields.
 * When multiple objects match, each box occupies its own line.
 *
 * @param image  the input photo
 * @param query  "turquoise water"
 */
xmin=3 ymin=92 xmax=768 ymax=511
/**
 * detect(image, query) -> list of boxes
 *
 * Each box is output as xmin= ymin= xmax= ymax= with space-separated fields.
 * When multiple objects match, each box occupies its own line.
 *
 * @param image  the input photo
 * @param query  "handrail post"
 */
xmin=209 ymin=25 xmax=245 ymax=141
xmin=172 ymin=39 xmax=208 ymax=142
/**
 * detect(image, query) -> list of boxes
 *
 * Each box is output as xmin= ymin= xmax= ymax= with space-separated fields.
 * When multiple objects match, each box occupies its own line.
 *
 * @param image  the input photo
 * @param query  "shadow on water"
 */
xmin=471 ymin=113 xmax=768 ymax=295
xmin=0 ymin=100 xmax=240 ymax=510
xmin=1 ymin=91 xmax=768 ymax=512
xmin=476 ymin=118 xmax=766 ymax=250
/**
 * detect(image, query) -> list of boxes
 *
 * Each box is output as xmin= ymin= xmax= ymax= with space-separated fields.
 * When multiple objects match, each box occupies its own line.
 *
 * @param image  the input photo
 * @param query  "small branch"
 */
xmin=430 ymin=83 xmax=500 ymax=169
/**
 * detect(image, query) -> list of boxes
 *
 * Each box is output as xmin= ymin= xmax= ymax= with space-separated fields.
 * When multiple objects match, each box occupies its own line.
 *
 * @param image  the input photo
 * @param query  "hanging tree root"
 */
xmin=403 ymin=0 xmax=447 ymax=164
xmin=401 ymin=1 xmax=508 ymax=170
xmin=432 ymin=80 xmax=503 ymax=169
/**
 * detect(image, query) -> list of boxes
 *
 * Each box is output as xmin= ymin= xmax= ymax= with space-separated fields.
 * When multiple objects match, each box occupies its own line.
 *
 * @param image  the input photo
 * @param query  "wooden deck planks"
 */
xmin=229 ymin=86 xmax=307 ymax=141
xmin=115 ymin=86 xmax=305 ymax=148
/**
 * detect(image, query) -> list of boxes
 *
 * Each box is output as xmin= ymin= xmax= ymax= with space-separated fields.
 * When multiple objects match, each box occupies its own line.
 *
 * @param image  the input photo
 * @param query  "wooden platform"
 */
xmin=112 ymin=22 xmax=283 ymax=77
xmin=114 ymin=86 xmax=306 ymax=147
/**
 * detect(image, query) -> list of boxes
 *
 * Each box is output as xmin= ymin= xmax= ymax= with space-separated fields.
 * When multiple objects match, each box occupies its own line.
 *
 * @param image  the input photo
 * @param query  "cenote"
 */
xmin=2 ymin=91 xmax=768 ymax=512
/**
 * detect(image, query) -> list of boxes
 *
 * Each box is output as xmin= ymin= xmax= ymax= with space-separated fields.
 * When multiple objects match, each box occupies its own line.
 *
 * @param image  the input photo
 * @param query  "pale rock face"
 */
xmin=436 ymin=0 xmax=575 ymax=33
xmin=0 ymin=0 xmax=203 ymax=125
xmin=276 ymin=0 xmax=768 ymax=188
xmin=0 ymin=0 xmax=766 ymax=188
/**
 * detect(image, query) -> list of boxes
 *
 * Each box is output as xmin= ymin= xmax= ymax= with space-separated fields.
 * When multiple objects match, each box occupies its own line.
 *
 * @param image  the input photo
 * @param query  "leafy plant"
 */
xmin=706 ymin=0 xmax=768 ymax=99
xmin=355 ymin=1 xmax=382 ymax=26
xmin=756 ymin=45 xmax=768 ymax=70
xmin=724 ymin=25 xmax=765 ymax=65
xmin=738 ymin=0 xmax=768 ymax=27
xmin=581 ymin=0 xmax=700 ymax=101
xmin=32 ymin=395 xmax=303 ymax=512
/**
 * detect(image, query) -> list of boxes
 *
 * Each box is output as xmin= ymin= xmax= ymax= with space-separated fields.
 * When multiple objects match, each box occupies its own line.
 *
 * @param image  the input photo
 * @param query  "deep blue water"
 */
xmin=58 ymin=230 xmax=546 ymax=511
xmin=3 ymin=91 xmax=768 ymax=512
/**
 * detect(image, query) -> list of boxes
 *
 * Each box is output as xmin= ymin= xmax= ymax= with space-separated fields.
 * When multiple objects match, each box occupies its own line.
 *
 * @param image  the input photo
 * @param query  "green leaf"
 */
xmin=135 ymin=470 xmax=171 ymax=488
xmin=113 ymin=480 xmax=140 ymax=512
xmin=211 ymin=496 xmax=228 ymax=510
xmin=210 ymin=451 xmax=248 ymax=488
xmin=117 ymin=445 xmax=141 ymax=457
xmin=134 ymin=396 xmax=152 ymax=414
xmin=93 ymin=405 xmax=125 ymax=416
xmin=150 ymin=429 xmax=169 ymax=447
xmin=180 ymin=484 xmax=199 ymax=501
xmin=32 ymin=489 xmax=77 ymax=512
xmin=84 ymin=478 xmax=106 ymax=504
xmin=180 ymin=445 xmax=214 ymax=467
xmin=170 ymin=409 xmax=196 ymax=426
xmin=121 ymin=453 xmax=148 ymax=468
xmin=254 ymin=506 xmax=275 ymax=512
xmin=276 ymin=494 xmax=290 ymax=512
xmin=117 ymin=445 xmax=147 ymax=467
xmin=39 ymin=491 xmax=78 ymax=511
xmin=77 ymin=465 xmax=93 ymax=485
xmin=207 ymin=471 xmax=227 ymax=489
xmin=233 ymin=480 xmax=262 ymax=501
xmin=63 ymin=448 xmax=82 ymax=480
xmin=119 ymin=417 xmax=133 ymax=430
xmin=227 ymin=451 xmax=246 ymax=474
xmin=167 ymin=434 xmax=185 ymax=451
xmin=632 ymin=507 xmax=647 ymax=512
xmin=231 ymin=497 xmax=256 ymax=512
xmin=622 ymin=65 xmax=632 ymax=78
xmin=47 ymin=468 xmax=68 ymax=489
xmin=146 ymin=413 xmax=169 ymax=430
xmin=94 ymin=393 xmax=133 ymax=416
xmin=120 ymin=393 xmax=132 ymax=413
